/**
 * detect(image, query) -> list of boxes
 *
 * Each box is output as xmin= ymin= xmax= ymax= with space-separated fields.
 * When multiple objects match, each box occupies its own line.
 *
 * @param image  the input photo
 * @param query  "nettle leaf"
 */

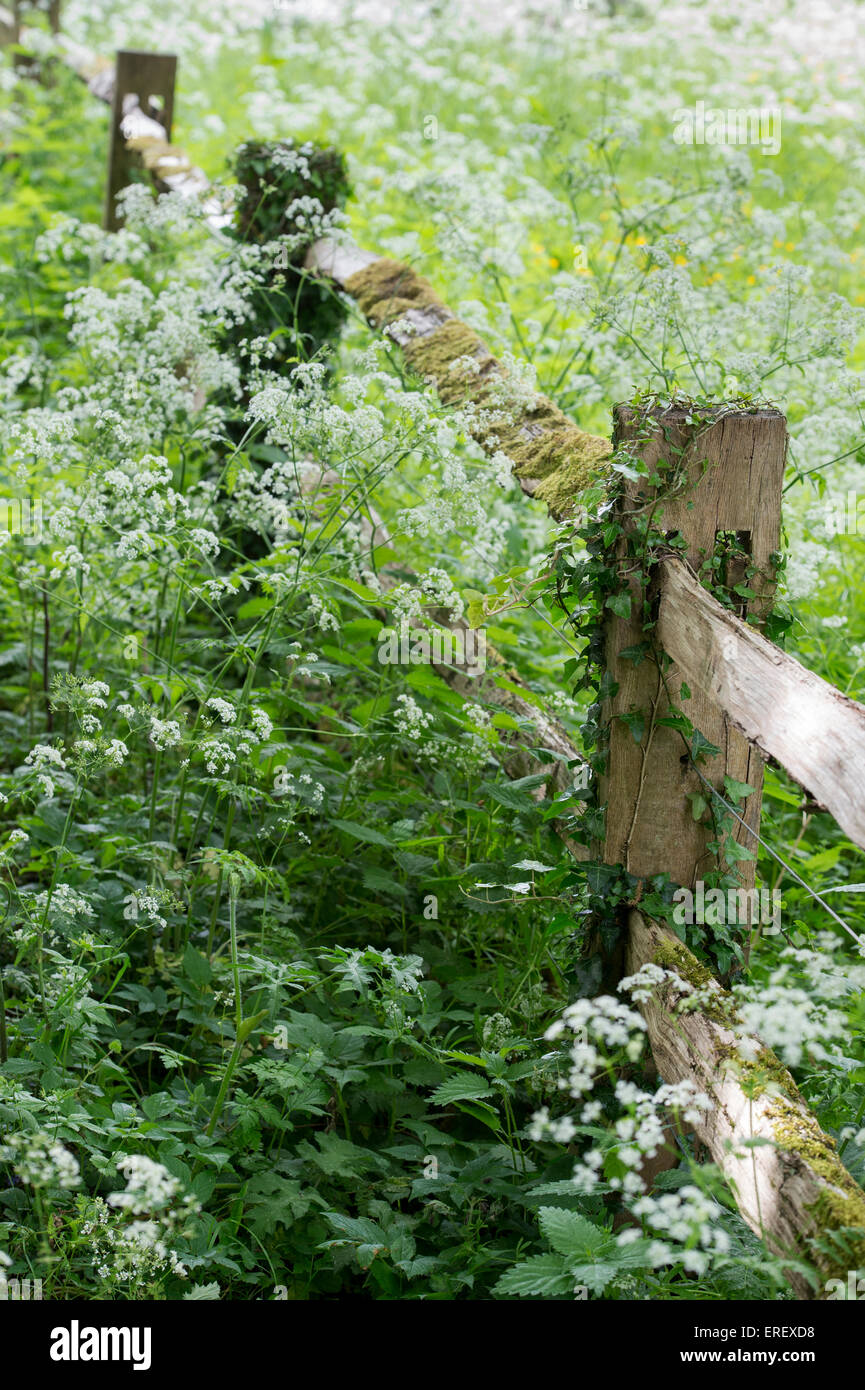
xmin=431 ymin=1072 xmax=494 ymax=1106
xmin=569 ymin=1258 xmax=624 ymax=1296
xmin=493 ymin=1254 xmax=573 ymax=1298
xmin=297 ymin=1133 xmax=388 ymax=1178
xmin=321 ymin=1213 xmax=389 ymax=1267
xmin=244 ymin=1173 xmax=320 ymax=1236
xmin=479 ymin=774 xmax=548 ymax=813
xmin=538 ymin=1207 xmax=609 ymax=1258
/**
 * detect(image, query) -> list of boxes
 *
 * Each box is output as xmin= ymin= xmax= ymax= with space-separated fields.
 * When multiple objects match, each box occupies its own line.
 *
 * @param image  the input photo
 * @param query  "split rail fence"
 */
xmin=6 ymin=14 xmax=865 ymax=1298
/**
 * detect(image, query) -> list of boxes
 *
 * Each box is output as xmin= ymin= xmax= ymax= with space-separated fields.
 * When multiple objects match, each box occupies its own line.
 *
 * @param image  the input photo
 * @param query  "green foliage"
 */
xmin=230 ymin=138 xmax=352 ymax=368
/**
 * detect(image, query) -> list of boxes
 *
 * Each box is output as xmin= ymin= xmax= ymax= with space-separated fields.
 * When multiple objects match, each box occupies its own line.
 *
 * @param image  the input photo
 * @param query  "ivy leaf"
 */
xmin=618 ymin=709 xmax=645 ymax=745
xmin=724 ymin=837 xmax=756 ymax=864
xmin=618 ymin=642 xmax=650 ymax=666
xmin=723 ymin=776 xmax=756 ymax=803
xmin=657 ymin=710 xmax=693 ymax=736
xmin=606 ymin=593 xmax=632 ymax=620
xmin=691 ymin=729 xmax=721 ymax=764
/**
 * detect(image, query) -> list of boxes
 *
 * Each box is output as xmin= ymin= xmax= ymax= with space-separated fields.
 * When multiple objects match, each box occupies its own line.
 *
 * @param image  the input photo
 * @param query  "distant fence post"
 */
xmin=0 ymin=5 xmax=17 ymax=44
xmin=601 ymin=405 xmax=787 ymax=913
xmin=104 ymin=49 xmax=177 ymax=231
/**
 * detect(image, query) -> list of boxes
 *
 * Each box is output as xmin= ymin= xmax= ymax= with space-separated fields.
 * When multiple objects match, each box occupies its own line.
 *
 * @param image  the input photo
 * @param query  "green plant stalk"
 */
xmin=206 ymin=879 xmax=244 ymax=1137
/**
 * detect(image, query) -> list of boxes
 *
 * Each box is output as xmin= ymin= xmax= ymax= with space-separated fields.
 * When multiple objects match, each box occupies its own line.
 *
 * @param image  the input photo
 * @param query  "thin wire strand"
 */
xmin=693 ymin=767 xmax=863 ymax=949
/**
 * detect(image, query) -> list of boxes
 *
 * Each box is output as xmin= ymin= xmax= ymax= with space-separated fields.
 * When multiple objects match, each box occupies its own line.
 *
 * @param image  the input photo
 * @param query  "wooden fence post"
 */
xmin=601 ymin=405 xmax=787 ymax=904
xmin=104 ymin=49 xmax=177 ymax=231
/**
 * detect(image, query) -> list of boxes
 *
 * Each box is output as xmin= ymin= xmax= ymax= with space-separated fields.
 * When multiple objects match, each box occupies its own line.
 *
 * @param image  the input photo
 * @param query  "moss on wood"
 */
xmin=770 ymin=1101 xmax=865 ymax=1282
xmin=344 ymin=259 xmax=447 ymax=323
xmin=652 ymin=933 xmax=733 ymax=1024
xmin=344 ymin=258 xmax=610 ymax=515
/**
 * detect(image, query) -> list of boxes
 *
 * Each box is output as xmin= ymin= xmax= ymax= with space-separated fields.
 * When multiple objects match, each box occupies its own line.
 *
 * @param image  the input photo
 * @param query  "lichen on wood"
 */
xmin=325 ymin=248 xmax=612 ymax=518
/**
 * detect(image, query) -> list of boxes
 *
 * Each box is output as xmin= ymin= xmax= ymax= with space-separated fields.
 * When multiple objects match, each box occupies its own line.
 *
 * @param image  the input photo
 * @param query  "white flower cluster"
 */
xmin=393 ymin=693 xmax=435 ymax=747
xmin=108 ymin=1155 xmax=183 ymax=1213
xmin=390 ymin=568 xmax=465 ymax=628
xmin=3 ymin=1131 xmax=81 ymax=1189
xmin=205 ymin=697 xmax=237 ymax=726
xmin=149 ymin=717 xmax=183 ymax=751
xmin=622 ymin=1187 xmax=731 ymax=1276
xmin=78 ymin=1154 xmax=203 ymax=1284
xmin=23 ymin=742 xmax=66 ymax=799
xmin=273 ymin=768 xmax=325 ymax=811
xmin=619 ymin=960 xmax=727 ymax=1015
xmin=733 ymin=939 xmax=865 ymax=1069
xmin=544 ymin=995 xmax=647 ymax=1098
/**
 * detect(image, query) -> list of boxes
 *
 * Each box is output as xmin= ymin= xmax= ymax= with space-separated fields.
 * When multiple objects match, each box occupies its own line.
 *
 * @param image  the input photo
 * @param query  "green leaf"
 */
xmin=431 ymin=1072 xmax=494 ymax=1105
xmin=328 ymin=576 xmax=382 ymax=603
xmin=723 ymin=776 xmax=755 ymax=802
xmin=466 ymin=600 xmax=487 ymax=628
xmin=691 ymin=729 xmax=721 ymax=764
xmin=606 ymin=593 xmax=632 ymax=619
xmin=618 ymin=709 xmax=645 ymax=745
xmin=330 ymin=819 xmax=392 ymax=846
xmin=493 ymin=1254 xmax=573 ymax=1298
xmin=538 ymin=1207 xmax=609 ymax=1258
xmin=183 ymin=945 xmax=211 ymax=987
xmin=724 ymin=837 xmax=755 ymax=864
xmin=236 ymin=1009 xmax=269 ymax=1043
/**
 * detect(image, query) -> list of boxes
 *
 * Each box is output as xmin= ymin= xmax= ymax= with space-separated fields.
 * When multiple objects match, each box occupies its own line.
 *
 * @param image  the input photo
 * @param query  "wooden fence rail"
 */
xmin=11 ymin=31 xmax=865 ymax=1297
xmin=658 ymin=557 xmax=865 ymax=853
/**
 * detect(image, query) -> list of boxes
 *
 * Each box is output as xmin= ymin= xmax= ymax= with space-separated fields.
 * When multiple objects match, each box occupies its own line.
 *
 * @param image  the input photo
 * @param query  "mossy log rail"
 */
xmin=305 ymin=238 xmax=611 ymax=520
xmin=628 ymin=911 xmax=865 ymax=1299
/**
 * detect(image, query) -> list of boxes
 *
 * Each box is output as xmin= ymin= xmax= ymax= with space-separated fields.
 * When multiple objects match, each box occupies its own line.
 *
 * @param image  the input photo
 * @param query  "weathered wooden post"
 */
xmin=601 ymin=404 xmax=787 ymax=903
xmin=3 ymin=1 xmax=60 ymax=46
xmin=103 ymin=49 xmax=177 ymax=231
xmin=596 ymin=405 xmax=865 ymax=1296
xmin=0 ymin=4 xmax=17 ymax=44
